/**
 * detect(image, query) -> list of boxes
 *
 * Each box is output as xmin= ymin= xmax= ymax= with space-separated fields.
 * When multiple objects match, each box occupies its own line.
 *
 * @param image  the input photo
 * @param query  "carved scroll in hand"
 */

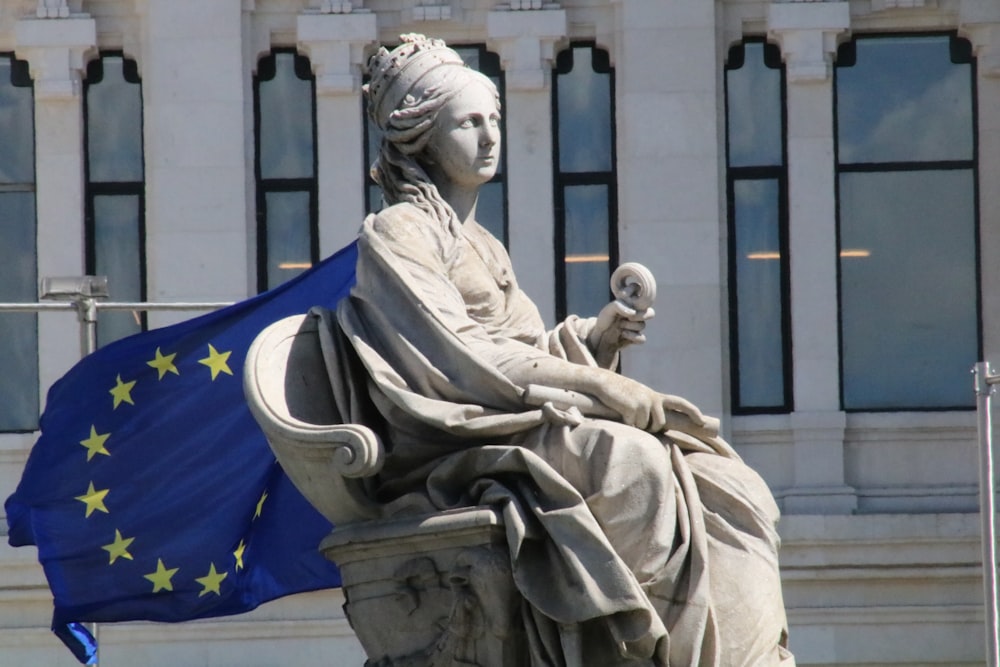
xmin=611 ymin=262 xmax=657 ymax=311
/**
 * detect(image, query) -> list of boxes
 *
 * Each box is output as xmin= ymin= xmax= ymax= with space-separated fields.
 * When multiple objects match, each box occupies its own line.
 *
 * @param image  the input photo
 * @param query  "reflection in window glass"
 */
xmin=725 ymin=41 xmax=790 ymax=413
xmin=733 ymin=180 xmax=785 ymax=407
xmin=255 ymin=51 xmax=317 ymax=291
xmin=554 ymin=45 xmax=616 ymax=320
xmin=839 ymin=170 xmax=977 ymax=409
xmin=0 ymin=59 xmax=34 ymax=184
xmin=726 ymin=43 xmax=782 ymax=169
xmin=87 ymin=57 xmax=143 ymax=182
xmin=837 ymin=36 xmax=973 ymax=164
xmin=85 ymin=54 xmax=145 ymax=347
xmin=557 ymin=48 xmax=612 ymax=173
xmin=363 ymin=45 xmax=508 ymax=245
xmin=0 ymin=191 xmax=38 ymax=432
xmin=93 ymin=195 xmax=143 ymax=344
xmin=836 ymin=35 xmax=978 ymax=410
xmin=259 ymin=54 xmax=314 ymax=180
xmin=265 ymin=191 xmax=312 ymax=287
xmin=564 ymin=186 xmax=610 ymax=317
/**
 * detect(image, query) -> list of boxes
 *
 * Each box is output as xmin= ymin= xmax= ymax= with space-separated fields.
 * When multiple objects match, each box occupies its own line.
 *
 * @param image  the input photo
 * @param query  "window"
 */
xmin=725 ymin=41 xmax=792 ymax=413
xmin=84 ymin=53 xmax=145 ymax=346
xmin=835 ymin=34 xmax=979 ymax=410
xmin=553 ymin=44 xmax=617 ymax=320
xmin=0 ymin=55 xmax=37 ymax=431
xmin=363 ymin=45 xmax=508 ymax=245
xmin=254 ymin=50 xmax=318 ymax=292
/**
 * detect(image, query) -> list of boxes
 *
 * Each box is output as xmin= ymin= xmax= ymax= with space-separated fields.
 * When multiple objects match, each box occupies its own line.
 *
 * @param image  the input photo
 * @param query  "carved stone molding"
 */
xmin=407 ymin=1 xmax=451 ymax=22
xmin=495 ymin=1 xmax=561 ymax=9
xmin=783 ymin=410 xmax=858 ymax=515
xmin=767 ymin=1 xmax=850 ymax=83
xmin=959 ymin=0 xmax=1000 ymax=78
xmin=486 ymin=8 xmax=566 ymax=91
xmin=14 ymin=15 xmax=96 ymax=100
xmin=296 ymin=11 xmax=377 ymax=96
xmin=870 ymin=0 xmax=935 ymax=10
xmin=314 ymin=1 xmax=357 ymax=13
xmin=36 ymin=0 xmax=68 ymax=18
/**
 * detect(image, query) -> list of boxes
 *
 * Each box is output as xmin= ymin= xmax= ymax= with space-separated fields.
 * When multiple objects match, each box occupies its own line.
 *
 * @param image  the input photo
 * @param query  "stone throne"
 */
xmin=243 ymin=312 xmax=534 ymax=667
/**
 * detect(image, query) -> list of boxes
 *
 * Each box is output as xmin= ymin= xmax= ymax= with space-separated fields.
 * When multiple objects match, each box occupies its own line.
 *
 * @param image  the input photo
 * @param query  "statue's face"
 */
xmin=424 ymin=79 xmax=501 ymax=191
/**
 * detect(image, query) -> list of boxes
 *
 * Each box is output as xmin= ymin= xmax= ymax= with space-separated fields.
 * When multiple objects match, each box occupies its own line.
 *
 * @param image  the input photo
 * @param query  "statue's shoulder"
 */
xmin=365 ymin=203 xmax=437 ymax=245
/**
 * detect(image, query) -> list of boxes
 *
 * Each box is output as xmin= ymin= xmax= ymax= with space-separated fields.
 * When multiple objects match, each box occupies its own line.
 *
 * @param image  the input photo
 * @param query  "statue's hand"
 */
xmin=587 ymin=300 xmax=655 ymax=367
xmin=592 ymin=375 xmax=700 ymax=432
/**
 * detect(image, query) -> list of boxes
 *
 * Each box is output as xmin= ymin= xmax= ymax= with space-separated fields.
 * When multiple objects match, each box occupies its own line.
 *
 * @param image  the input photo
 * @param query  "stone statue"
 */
xmin=245 ymin=34 xmax=794 ymax=667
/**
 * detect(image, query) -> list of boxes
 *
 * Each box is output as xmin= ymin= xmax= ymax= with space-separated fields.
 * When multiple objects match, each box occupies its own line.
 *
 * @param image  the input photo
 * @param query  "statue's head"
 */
xmin=364 ymin=34 xmax=500 ymax=213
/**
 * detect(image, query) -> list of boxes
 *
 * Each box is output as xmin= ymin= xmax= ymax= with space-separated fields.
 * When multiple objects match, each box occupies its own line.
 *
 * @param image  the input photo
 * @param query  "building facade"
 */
xmin=1 ymin=0 xmax=998 ymax=664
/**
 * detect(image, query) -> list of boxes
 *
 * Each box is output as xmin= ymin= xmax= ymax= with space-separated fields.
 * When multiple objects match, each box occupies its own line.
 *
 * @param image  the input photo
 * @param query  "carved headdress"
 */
xmin=364 ymin=34 xmax=469 ymax=130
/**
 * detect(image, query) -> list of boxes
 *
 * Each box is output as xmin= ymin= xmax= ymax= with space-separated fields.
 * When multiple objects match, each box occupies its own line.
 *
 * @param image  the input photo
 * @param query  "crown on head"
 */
xmin=364 ymin=34 xmax=467 ymax=129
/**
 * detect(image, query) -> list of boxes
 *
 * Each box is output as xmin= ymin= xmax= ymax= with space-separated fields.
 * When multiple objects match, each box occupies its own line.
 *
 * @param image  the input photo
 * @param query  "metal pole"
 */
xmin=975 ymin=362 xmax=1000 ymax=667
xmin=74 ymin=295 xmax=100 ymax=667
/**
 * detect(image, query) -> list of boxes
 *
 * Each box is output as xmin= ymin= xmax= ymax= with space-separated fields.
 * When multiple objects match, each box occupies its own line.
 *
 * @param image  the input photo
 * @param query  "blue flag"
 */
xmin=5 ymin=241 xmax=358 ymax=664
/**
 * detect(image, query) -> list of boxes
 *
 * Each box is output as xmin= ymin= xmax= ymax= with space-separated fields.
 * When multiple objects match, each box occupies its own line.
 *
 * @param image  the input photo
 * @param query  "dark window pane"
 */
xmin=87 ymin=56 xmax=143 ymax=182
xmin=94 ymin=194 xmax=143 ymax=344
xmin=0 ymin=191 xmax=38 ymax=430
xmin=564 ymin=185 xmax=610 ymax=317
xmin=837 ymin=36 xmax=973 ymax=164
xmin=0 ymin=59 xmax=34 ymax=184
xmin=839 ymin=169 xmax=977 ymax=409
xmin=265 ymin=191 xmax=312 ymax=289
xmin=727 ymin=43 xmax=782 ymax=168
xmin=733 ymin=179 xmax=785 ymax=407
xmin=259 ymin=53 xmax=315 ymax=180
xmin=557 ymin=47 xmax=612 ymax=173
xmin=476 ymin=181 xmax=505 ymax=241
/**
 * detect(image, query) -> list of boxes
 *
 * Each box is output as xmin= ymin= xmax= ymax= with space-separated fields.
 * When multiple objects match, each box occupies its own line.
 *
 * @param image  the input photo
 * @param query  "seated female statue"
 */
xmin=324 ymin=34 xmax=794 ymax=667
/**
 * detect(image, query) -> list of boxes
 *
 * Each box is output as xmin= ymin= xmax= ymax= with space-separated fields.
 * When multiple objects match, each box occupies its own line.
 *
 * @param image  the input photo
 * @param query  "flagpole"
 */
xmin=975 ymin=361 xmax=1000 ymax=667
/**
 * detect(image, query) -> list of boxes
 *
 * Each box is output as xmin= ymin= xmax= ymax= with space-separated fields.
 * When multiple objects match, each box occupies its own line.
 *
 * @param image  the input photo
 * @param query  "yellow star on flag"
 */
xmin=75 ymin=481 xmax=110 ymax=518
xmin=109 ymin=374 xmax=136 ymax=409
xmin=80 ymin=425 xmax=111 ymax=461
xmin=233 ymin=539 xmax=246 ymax=571
xmin=147 ymin=347 xmax=179 ymax=380
xmin=102 ymin=529 xmax=135 ymax=564
xmin=198 ymin=344 xmax=233 ymax=381
xmin=144 ymin=559 xmax=179 ymax=593
xmin=196 ymin=562 xmax=228 ymax=597
xmin=254 ymin=490 xmax=268 ymax=519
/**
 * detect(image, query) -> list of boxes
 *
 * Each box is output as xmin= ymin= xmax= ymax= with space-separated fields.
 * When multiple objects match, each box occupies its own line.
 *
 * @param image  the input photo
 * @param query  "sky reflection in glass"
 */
xmin=733 ymin=179 xmax=784 ymax=407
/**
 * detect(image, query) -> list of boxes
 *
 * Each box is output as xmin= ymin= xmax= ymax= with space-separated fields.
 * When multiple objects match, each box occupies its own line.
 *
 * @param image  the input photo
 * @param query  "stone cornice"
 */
xmin=14 ymin=14 xmax=97 ymax=100
xmin=296 ymin=10 xmax=377 ymax=96
xmin=767 ymin=1 xmax=851 ymax=83
xmin=486 ymin=8 xmax=566 ymax=91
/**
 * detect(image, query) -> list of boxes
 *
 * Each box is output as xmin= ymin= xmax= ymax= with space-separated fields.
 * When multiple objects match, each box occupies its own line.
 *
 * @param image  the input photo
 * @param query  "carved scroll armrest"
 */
xmin=252 ymin=413 xmax=385 ymax=525
xmin=244 ymin=314 xmax=386 ymax=525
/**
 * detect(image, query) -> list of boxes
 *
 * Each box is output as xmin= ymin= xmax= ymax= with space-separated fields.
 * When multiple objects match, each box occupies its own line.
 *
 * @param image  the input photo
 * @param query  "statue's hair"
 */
xmin=370 ymin=67 xmax=500 ymax=229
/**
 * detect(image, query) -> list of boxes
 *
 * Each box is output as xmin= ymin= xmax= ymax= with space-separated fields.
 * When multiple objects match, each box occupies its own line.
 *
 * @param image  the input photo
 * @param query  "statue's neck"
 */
xmin=435 ymin=181 xmax=479 ymax=228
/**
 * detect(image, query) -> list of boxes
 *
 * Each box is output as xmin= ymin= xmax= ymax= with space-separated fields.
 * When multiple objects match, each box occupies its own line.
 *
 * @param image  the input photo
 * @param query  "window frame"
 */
xmin=552 ymin=42 xmax=619 ymax=322
xmin=0 ymin=52 xmax=39 ymax=433
xmin=83 ymin=51 xmax=147 ymax=344
xmin=724 ymin=39 xmax=794 ymax=415
xmin=833 ymin=31 xmax=982 ymax=412
xmin=253 ymin=48 xmax=319 ymax=294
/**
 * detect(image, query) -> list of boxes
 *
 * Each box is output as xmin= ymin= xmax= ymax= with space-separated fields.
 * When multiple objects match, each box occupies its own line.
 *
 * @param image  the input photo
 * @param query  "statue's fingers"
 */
xmin=620 ymin=330 xmax=646 ymax=344
xmin=661 ymin=394 xmax=705 ymax=425
xmin=620 ymin=319 xmax=645 ymax=332
xmin=649 ymin=401 xmax=666 ymax=433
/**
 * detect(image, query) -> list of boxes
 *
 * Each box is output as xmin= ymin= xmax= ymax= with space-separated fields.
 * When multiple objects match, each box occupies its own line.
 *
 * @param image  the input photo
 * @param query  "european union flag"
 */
xmin=5 ymin=241 xmax=358 ymax=664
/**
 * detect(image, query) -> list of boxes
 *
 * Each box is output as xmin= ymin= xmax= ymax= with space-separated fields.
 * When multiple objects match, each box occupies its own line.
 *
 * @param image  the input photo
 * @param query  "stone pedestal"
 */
xmin=321 ymin=507 xmax=525 ymax=667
